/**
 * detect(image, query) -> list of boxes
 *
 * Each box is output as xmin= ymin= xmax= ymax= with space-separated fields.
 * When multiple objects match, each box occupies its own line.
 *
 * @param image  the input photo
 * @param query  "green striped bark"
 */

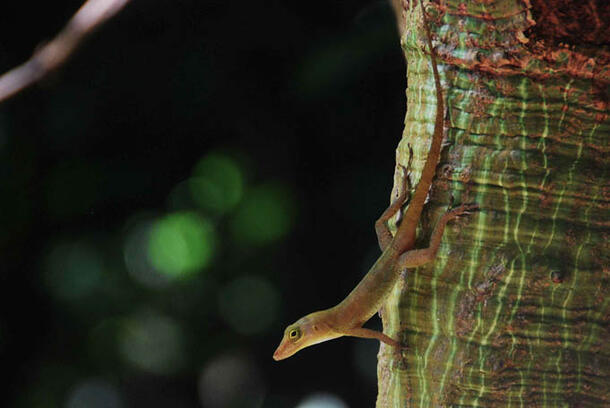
xmin=378 ymin=1 xmax=609 ymax=406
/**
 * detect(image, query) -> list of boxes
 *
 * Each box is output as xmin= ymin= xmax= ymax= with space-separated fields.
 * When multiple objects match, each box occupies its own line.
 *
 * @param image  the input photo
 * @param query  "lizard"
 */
xmin=273 ymin=0 xmax=478 ymax=361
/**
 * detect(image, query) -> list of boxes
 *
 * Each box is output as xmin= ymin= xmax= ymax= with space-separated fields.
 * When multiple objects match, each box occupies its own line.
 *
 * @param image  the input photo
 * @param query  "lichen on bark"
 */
xmin=377 ymin=1 xmax=609 ymax=406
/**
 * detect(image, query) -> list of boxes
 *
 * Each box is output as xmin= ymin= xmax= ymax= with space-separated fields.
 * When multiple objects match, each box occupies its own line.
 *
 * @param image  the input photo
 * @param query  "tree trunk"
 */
xmin=378 ymin=1 xmax=609 ymax=406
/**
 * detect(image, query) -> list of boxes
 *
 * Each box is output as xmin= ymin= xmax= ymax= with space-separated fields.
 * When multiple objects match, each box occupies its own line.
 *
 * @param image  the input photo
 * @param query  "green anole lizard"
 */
xmin=273 ymin=0 xmax=477 ymax=361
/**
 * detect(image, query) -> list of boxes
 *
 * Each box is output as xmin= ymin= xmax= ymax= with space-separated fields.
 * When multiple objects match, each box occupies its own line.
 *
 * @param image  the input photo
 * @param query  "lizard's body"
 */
xmin=273 ymin=0 xmax=477 ymax=361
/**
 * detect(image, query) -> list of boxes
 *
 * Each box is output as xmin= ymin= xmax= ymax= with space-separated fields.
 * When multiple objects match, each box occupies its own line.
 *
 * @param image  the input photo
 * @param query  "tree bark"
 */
xmin=378 ymin=1 xmax=609 ymax=406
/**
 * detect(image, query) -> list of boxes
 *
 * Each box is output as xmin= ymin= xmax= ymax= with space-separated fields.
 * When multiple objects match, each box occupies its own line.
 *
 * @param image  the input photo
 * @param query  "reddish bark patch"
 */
xmin=530 ymin=0 xmax=610 ymax=45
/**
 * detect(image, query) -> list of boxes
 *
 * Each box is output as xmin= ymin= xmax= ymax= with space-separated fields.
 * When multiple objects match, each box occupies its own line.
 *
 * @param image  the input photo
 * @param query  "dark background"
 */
xmin=0 ymin=0 xmax=405 ymax=406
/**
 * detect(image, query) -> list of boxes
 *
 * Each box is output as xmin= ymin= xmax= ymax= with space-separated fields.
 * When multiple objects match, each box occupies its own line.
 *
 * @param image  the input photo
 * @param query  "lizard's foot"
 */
xmin=375 ymin=164 xmax=412 ymax=251
xmin=394 ymin=164 xmax=410 ymax=204
xmin=445 ymin=202 xmax=479 ymax=222
xmin=389 ymin=340 xmax=409 ymax=368
xmin=406 ymin=143 xmax=414 ymax=172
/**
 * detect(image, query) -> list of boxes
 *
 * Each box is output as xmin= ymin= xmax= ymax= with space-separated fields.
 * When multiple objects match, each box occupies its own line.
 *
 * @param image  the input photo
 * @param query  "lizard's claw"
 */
xmin=406 ymin=143 xmax=414 ymax=172
xmin=390 ymin=341 xmax=409 ymax=368
xmin=393 ymin=164 xmax=411 ymax=204
xmin=446 ymin=203 xmax=479 ymax=220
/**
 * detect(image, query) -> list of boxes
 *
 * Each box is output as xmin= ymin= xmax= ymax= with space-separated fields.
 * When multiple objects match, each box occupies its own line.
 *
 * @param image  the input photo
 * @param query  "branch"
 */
xmin=0 ymin=0 xmax=131 ymax=104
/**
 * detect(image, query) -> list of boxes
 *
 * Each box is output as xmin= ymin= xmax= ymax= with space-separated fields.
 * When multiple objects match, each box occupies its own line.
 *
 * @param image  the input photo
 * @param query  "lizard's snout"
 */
xmin=272 ymin=344 xmax=286 ymax=361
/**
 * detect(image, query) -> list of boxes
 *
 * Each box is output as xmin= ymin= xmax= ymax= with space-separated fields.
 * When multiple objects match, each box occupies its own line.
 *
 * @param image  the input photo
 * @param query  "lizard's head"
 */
xmin=272 ymin=312 xmax=340 ymax=361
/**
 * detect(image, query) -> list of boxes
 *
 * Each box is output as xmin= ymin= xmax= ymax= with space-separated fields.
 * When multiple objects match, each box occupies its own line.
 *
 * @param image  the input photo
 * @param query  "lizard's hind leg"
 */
xmin=375 ymin=159 xmax=411 ymax=251
xmin=397 ymin=203 xmax=478 ymax=268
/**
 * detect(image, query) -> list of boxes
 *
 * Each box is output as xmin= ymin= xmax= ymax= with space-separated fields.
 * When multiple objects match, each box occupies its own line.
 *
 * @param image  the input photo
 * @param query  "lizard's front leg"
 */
xmin=375 ymin=158 xmax=411 ymax=251
xmin=342 ymin=327 xmax=408 ymax=364
xmin=341 ymin=326 xmax=400 ymax=347
xmin=397 ymin=203 xmax=478 ymax=268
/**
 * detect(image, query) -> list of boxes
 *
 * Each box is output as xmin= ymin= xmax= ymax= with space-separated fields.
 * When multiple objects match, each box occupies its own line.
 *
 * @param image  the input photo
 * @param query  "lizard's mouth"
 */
xmin=272 ymin=345 xmax=288 ymax=361
xmin=272 ymin=341 xmax=296 ymax=361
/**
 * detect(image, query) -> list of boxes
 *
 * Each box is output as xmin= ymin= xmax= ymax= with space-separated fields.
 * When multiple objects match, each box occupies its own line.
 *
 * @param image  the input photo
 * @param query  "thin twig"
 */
xmin=0 ymin=0 xmax=131 ymax=104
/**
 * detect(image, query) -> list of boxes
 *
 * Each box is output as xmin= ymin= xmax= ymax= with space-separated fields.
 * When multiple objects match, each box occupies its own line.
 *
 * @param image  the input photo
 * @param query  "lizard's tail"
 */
xmin=392 ymin=0 xmax=444 ymax=253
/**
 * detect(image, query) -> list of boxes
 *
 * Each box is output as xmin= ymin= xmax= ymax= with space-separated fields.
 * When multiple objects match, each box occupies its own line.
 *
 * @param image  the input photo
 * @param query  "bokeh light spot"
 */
xmin=148 ymin=211 xmax=216 ymax=278
xmin=230 ymin=184 xmax=294 ymax=245
xmin=123 ymin=218 xmax=170 ymax=289
xmin=190 ymin=153 xmax=243 ymax=213
xmin=218 ymin=276 xmax=279 ymax=335
xmin=198 ymin=354 xmax=264 ymax=408
xmin=66 ymin=379 xmax=124 ymax=408
xmin=44 ymin=241 xmax=103 ymax=300
xmin=296 ymin=393 xmax=348 ymax=408
xmin=118 ymin=312 xmax=185 ymax=375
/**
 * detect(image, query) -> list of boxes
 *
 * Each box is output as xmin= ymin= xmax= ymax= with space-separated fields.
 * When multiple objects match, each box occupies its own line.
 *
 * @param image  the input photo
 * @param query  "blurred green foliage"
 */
xmin=148 ymin=211 xmax=216 ymax=278
xmin=1 ymin=0 xmax=403 ymax=407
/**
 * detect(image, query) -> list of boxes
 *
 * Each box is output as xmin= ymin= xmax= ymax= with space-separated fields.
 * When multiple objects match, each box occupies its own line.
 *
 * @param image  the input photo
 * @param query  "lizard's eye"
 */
xmin=289 ymin=328 xmax=300 ymax=340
